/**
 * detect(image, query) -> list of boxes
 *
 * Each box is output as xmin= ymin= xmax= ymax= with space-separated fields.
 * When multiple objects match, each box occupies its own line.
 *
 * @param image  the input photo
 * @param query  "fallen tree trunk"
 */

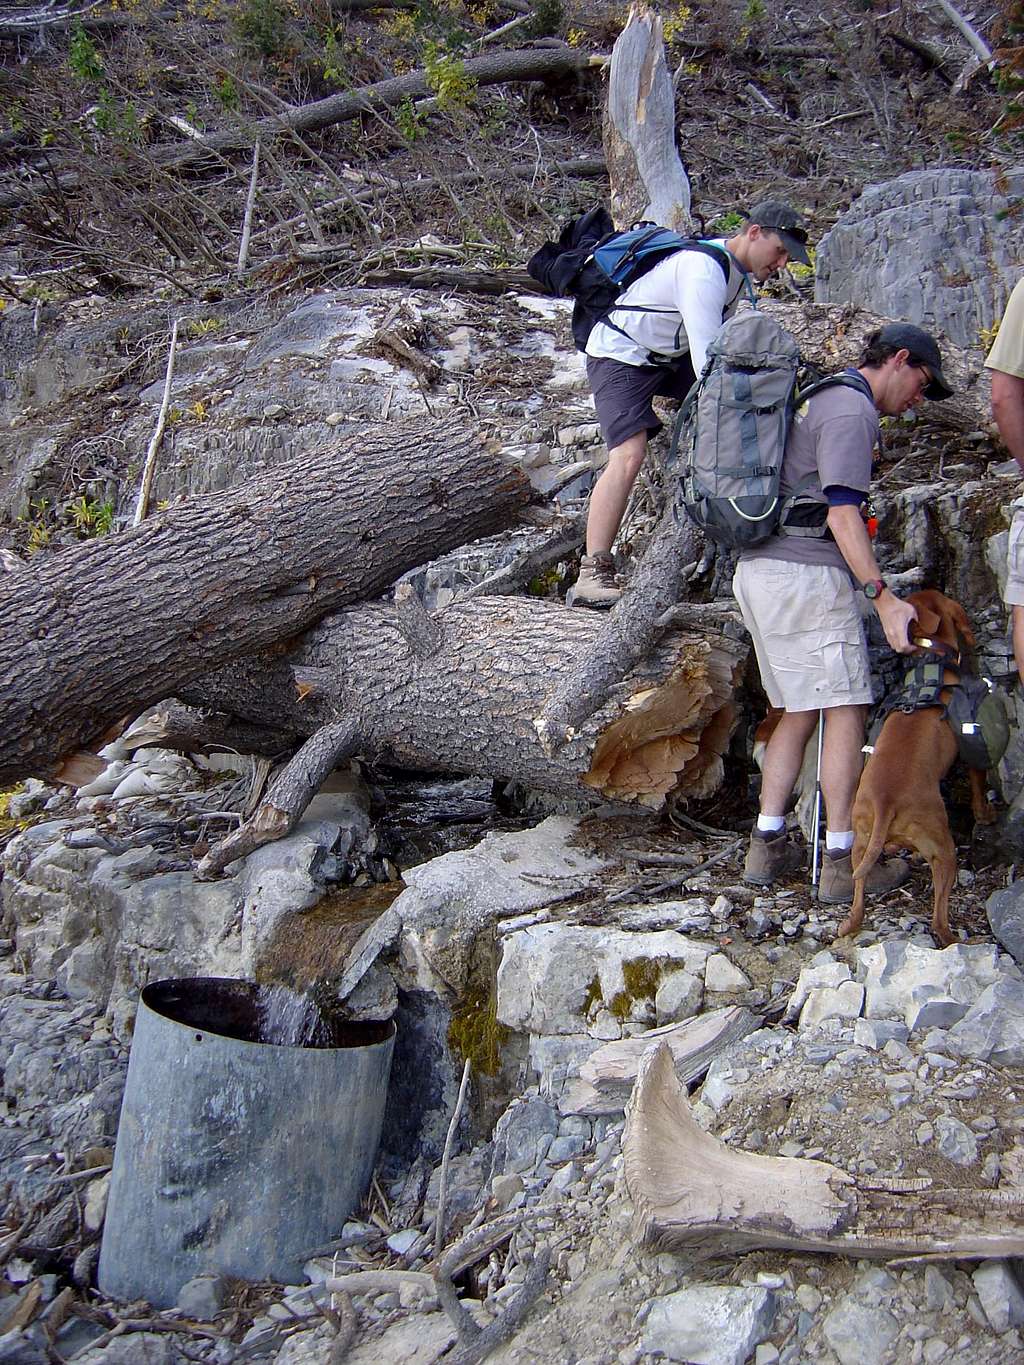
xmin=624 ymin=1043 xmax=1024 ymax=1259
xmin=155 ymin=48 xmax=603 ymax=169
xmin=760 ymin=298 xmax=987 ymax=434
xmin=156 ymin=591 xmax=747 ymax=876
xmin=0 ymin=418 xmax=533 ymax=785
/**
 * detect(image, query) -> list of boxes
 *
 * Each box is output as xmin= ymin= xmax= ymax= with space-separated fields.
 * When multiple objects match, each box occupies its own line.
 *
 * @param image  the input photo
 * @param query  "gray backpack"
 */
xmin=673 ymin=311 xmax=872 ymax=549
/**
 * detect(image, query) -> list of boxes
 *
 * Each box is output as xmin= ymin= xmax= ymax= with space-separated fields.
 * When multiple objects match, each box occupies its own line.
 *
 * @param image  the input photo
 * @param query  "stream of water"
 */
xmin=255 ymin=982 xmax=332 ymax=1047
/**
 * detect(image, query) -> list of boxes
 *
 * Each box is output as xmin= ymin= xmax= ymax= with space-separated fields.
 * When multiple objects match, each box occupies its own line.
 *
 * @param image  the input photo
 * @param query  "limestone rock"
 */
xmin=947 ymin=978 xmax=1024 ymax=1065
xmin=798 ymin=981 xmax=864 ymax=1031
xmin=987 ymin=882 xmax=1024 ymax=967
xmin=638 ymin=1285 xmax=776 ymax=1365
xmin=704 ymin=954 xmax=750 ymax=993
xmin=395 ymin=816 xmax=606 ymax=999
xmin=858 ymin=941 xmax=1009 ymax=1028
xmin=816 ymin=166 xmax=1024 ymax=347
xmin=972 ymin=1260 xmax=1024 ymax=1333
xmin=497 ymin=919 xmax=710 ymax=1035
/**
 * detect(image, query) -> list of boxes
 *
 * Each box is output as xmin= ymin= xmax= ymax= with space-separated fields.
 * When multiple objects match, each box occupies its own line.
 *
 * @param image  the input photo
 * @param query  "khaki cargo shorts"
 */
xmin=1005 ymin=502 xmax=1024 ymax=607
xmin=733 ymin=558 xmax=873 ymax=711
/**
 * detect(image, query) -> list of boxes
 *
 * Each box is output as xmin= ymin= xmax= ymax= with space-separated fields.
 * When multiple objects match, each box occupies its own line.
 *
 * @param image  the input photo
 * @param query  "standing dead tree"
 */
xmin=603 ymin=3 xmax=692 ymax=231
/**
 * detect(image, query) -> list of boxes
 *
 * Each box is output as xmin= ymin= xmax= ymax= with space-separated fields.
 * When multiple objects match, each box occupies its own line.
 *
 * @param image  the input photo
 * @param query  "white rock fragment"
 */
xmin=972 ymin=1260 xmax=1024 ymax=1332
xmin=639 ymin=1285 xmax=776 ymax=1365
xmin=704 ymin=954 xmax=751 ymax=992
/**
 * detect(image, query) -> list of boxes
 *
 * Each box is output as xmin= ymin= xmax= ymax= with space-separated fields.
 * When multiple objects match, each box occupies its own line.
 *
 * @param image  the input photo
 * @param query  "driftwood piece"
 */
xmin=559 ymin=1005 xmax=760 ymax=1116
xmin=0 ymin=418 xmax=533 ymax=785
xmin=603 ymin=3 xmax=692 ymax=231
xmin=624 ymin=1043 xmax=1024 ymax=1260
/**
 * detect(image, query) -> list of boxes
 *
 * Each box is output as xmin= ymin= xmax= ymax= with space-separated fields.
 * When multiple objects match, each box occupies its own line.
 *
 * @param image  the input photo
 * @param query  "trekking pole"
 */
xmin=810 ymin=710 xmax=824 ymax=898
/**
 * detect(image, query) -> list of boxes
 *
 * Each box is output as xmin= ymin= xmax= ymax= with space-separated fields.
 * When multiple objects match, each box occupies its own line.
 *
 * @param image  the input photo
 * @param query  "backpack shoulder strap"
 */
xmin=797 ymin=371 xmax=874 ymax=408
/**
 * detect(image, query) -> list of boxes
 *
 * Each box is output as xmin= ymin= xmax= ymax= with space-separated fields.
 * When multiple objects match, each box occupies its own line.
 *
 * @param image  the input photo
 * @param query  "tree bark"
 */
xmin=179 ymin=593 xmax=746 ymax=873
xmin=761 ymin=298 xmax=987 ymax=433
xmin=602 ymin=3 xmax=692 ymax=231
xmin=533 ymin=498 xmax=704 ymax=755
xmin=0 ymin=418 xmax=533 ymax=785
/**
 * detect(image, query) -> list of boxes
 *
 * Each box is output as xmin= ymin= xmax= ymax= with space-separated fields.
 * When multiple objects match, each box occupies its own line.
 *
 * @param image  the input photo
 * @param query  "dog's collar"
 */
xmin=910 ymin=635 xmax=960 ymax=664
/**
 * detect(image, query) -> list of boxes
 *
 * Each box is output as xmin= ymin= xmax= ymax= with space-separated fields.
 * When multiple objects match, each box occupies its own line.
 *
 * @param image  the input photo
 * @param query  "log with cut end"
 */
xmin=0 ymin=418 xmax=533 ymax=785
xmin=623 ymin=1042 xmax=1024 ymax=1260
xmin=181 ymin=592 xmax=746 ymax=875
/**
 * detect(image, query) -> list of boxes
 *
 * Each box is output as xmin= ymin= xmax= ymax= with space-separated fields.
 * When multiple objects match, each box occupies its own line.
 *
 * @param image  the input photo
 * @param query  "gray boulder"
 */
xmin=987 ymin=881 xmax=1024 ymax=967
xmin=639 ymin=1285 xmax=776 ymax=1365
xmin=815 ymin=166 xmax=1024 ymax=347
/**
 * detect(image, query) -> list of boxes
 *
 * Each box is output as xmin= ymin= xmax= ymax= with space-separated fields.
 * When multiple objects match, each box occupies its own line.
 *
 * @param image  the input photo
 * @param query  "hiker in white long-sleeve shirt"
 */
xmin=572 ymin=199 xmax=811 ymax=608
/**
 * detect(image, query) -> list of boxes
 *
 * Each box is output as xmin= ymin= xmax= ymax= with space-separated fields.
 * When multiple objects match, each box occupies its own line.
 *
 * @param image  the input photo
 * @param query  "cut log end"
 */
xmin=583 ymin=640 xmax=741 ymax=805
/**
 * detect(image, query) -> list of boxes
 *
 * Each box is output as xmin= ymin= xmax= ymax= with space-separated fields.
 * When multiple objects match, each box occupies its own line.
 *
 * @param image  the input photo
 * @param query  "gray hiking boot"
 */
xmin=569 ymin=553 xmax=620 ymax=608
xmin=743 ymin=829 xmax=804 ymax=887
xmin=817 ymin=850 xmax=910 ymax=905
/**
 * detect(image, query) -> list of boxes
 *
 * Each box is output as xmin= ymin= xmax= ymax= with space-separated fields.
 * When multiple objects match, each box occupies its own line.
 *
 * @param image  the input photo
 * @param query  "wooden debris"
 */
xmin=623 ymin=1042 xmax=1024 ymax=1260
xmin=560 ymin=1005 xmax=760 ymax=1116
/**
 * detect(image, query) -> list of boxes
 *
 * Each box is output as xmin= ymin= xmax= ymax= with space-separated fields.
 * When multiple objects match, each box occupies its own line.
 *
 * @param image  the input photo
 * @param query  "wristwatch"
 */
xmin=861 ymin=578 xmax=887 ymax=600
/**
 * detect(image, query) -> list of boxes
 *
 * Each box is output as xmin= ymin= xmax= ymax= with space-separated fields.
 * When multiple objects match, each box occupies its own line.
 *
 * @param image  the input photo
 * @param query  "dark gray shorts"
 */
xmin=586 ymin=353 xmax=696 ymax=451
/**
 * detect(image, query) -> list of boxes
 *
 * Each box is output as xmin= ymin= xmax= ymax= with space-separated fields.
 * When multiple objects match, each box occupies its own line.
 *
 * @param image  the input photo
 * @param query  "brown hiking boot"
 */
xmin=743 ymin=829 xmax=804 ymax=887
xmin=817 ymin=850 xmax=910 ymax=905
xmin=568 ymin=553 xmax=621 ymax=608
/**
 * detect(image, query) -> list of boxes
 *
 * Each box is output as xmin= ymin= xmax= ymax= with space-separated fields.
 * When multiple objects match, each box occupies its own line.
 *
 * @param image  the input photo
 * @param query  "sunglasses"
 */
xmin=760 ymin=223 xmax=809 ymax=244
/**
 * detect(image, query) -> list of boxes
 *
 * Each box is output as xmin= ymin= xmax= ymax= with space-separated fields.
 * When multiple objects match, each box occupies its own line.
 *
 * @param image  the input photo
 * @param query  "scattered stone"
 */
xmin=971 ymin=1260 xmax=1024 ymax=1332
xmin=934 ymin=1116 xmax=979 ymax=1166
xmin=639 ymin=1285 xmax=776 ymax=1365
xmin=705 ymin=954 xmax=751 ymax=992
xmin=822 ymin=1297 xmax=898 ymax=1365
xmin=175 ymin=1274 xmax=228 ymax=1320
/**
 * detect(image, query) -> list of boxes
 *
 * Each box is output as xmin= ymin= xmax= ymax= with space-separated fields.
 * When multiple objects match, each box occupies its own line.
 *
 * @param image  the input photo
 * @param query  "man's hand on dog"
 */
xmin=877 ymin=592 xmax=918 ymax=654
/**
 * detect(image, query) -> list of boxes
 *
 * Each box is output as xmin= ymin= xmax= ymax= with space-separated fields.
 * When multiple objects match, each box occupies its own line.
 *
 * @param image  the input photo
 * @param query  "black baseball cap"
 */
xmin=745 ymin=199 xmax=811 ymax=265
xmin=876 ymin=323 xmax=953 ymax=400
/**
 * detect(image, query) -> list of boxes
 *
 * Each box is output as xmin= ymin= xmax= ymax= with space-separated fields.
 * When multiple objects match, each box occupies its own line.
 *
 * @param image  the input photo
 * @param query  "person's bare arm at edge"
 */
xmin=991 ymin=370 xmax=1024 ymax=469
xmin=827 ymin=503 xmax=917 ymax=654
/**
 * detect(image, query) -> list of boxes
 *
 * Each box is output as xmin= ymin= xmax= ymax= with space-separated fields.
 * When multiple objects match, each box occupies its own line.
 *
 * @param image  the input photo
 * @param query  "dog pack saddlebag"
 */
xmin=946 ymin=674 xmax=1010 ymax=771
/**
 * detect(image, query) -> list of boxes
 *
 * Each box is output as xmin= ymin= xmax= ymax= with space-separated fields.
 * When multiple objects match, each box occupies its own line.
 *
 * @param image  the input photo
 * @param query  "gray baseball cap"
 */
xmin=745 ymin=199 xmax=811 ymax=265
xmin=877 ymin=323 xmax=953 ymax=400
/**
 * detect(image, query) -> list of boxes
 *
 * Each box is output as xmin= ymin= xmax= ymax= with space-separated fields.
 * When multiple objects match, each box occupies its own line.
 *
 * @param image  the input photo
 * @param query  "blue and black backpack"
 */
xmin=526 ymin=205 xmax=732 ymax=353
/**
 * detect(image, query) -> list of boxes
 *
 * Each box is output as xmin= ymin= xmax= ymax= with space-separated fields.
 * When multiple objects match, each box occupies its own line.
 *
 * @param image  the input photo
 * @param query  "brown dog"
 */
xmin=839 ymin=589 xmax=996 ymax=947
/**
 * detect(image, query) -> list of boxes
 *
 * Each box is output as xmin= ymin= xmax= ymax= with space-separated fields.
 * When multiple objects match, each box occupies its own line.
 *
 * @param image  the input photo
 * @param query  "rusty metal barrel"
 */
xmin=98 ymin=977 xmax=395 ymax=1306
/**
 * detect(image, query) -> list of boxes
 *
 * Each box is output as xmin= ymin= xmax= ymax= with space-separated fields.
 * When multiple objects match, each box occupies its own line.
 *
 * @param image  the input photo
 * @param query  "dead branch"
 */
xmin=434 ymin=1058 xmax=473 ymax=1260
xmin=195 ymin=719 xmax=360 ymax=878
xmin=533 ymin=497 xmax=704 ymax=755
xmin=132 ymin=318 xmax=180 ymax=527
xmin=455 ymin=512 xmax=586 ymax=602
xmin=155 ymin=48 xmax=605 ymax=168
xmin=624 ymin=1042 xmax=1024 ymax=1259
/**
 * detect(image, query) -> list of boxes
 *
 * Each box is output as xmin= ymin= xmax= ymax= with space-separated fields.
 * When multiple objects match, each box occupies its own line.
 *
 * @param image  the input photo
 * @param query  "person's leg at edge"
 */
xmin=1013 ymin=604 xmax=1024 ymax=689
xmin=585 ymin=431 xmax=648 ymax=555
xmin=744 ymin=707 xmax=818 ymax=886
xmin=818 ymin=701 xmax=908 ymax=904
xmin=819 ymin=703 xmax=866 ymax=834
xmin=757 ymin=708 xmax=819 ymax=816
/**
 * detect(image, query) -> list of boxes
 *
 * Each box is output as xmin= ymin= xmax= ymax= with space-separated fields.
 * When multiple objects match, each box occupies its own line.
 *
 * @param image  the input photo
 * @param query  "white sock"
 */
xmin=757 ymin=814 xmax=785 ymax=834
xmin=826 ymin=830 xmax=854 ymax=852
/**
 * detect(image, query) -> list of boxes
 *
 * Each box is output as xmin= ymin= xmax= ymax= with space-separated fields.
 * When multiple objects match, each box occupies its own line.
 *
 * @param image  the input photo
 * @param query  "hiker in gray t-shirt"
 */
xmin=733 ymin=323 xmax=954 ymax=905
